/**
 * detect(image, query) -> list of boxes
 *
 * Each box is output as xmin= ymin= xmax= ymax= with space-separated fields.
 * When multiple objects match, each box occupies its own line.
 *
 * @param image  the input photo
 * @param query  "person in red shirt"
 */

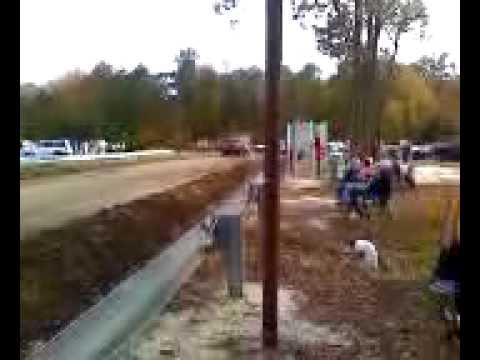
xmin=359 ymin=158 xmax=375 ymax=182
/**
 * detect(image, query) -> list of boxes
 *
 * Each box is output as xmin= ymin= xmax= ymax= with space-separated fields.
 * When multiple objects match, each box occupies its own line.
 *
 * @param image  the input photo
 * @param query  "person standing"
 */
xmin=360 ymin=158 xmax=375 ymax=182
xmin=377 ymin=158 xmax=394 ymax=215
xmin=429 ymin=199 xmax=460 ymax=335
xmin=391 ymin=155 xmax=401 ymax=183
xmin=337 ymin=155 xmax=361 ymax=204
xmin=431 ymin=200 xmax=460 ymax=300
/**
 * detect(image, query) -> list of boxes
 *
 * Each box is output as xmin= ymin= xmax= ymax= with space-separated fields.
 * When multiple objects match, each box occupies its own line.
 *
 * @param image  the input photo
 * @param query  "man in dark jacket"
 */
xmin=430 ymin=200 xmax=460 ymax=307
xmin=376 ymin=159 xmax=393 ymax=213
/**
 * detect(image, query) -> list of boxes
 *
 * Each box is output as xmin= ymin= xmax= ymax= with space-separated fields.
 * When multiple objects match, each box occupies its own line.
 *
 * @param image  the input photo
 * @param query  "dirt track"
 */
xmin=20 ymin=157 xmax=246 ymax=240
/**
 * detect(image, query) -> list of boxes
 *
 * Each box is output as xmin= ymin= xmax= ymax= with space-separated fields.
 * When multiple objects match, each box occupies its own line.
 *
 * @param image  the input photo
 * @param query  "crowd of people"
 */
xmin=336 ymin=146 xmax=459 ymax=337
xmin=337 ymin=152 xmax=415 ymax=219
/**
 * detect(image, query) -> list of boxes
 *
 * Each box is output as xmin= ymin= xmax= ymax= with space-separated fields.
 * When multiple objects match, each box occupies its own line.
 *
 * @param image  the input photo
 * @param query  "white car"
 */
xmin=20 ymin=140 xmax=37 ymax=157
xmin=328 ymin=141 xmax=345 ymax=159
xmin=36 ymin=139 xmax=74 ymax=157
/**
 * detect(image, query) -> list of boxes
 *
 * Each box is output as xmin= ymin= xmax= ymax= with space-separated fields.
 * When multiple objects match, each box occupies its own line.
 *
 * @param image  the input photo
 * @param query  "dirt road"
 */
xmin=20 ymin=157 xmax=246 ymax=240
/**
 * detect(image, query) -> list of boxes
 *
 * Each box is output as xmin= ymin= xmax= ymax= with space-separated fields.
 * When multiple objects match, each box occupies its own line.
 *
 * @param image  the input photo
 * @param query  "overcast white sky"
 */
xmin=20 ymin=0 xmax=459 ymax=85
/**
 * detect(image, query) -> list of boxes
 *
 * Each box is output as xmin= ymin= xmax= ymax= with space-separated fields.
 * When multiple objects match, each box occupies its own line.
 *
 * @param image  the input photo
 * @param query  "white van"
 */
xmin=37 ymin=140 xmax=74 ymax=157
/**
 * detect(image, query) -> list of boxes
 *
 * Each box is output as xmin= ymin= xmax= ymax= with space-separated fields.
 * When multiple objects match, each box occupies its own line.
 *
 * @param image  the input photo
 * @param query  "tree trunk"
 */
xmin=364 ymin=8 xmax=374 ymax=157
xmin=360 ymin=2 xmax=377 ymax=158
xmin=359 ymin=8 xmax=383 ymax=159
xmin=371 ymin=15 xmax=382 ymax=159
xmin=352 ymin=0 xmax=364 ymax=148
xmin=367 ymin=12 xmax=373 ymax=52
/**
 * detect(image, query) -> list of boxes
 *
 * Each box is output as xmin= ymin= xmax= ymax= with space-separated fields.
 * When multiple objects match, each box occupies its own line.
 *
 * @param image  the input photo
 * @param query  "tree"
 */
xmin=188 ymin=66 xmax=222 ymax=141
xmin=231 ymin=66 xmax=264 ymax=81
xmin=296 ymin=63 xmax=321 ymax=80
xmin=90 ymin=61 xmax=114 ymax=79
xmin=22 ymin=44 xmax=457 ymax=151
xmin=213 ymin=0 xmax=238 ymax=14
xmin=197 ymin=65 xmax=218 ymax=81
xmin=291 ymin=0 xmax=428 ymax=154
xmin=127 ymin=63 xmax=150 ymax=80
xmin=175 ymin=48 xmax=199 ymax=101
xmin=379 ymin=64 xmax=442 ymax=141
xmin=171 ymin=48 xmax=200 ymax=142
xmin=280 ymin=65 xmax=294 ymax=80
xmin=412 ymin=53 xmax=458 ymax=80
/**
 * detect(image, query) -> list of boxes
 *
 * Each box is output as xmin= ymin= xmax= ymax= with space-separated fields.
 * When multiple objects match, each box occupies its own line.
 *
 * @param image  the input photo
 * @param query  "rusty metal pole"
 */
xmin=263 ymin=0 xmax=282 ymax=348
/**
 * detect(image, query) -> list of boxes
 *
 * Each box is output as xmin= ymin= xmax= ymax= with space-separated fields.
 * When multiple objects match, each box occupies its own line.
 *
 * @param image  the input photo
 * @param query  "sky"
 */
xmin=20 ymin=0 xmax=460 ymax=85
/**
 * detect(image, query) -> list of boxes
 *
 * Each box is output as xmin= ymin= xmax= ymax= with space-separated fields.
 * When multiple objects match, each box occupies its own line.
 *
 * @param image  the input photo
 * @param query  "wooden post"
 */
xmin=263 ymin=0 xmax=282 ymax=348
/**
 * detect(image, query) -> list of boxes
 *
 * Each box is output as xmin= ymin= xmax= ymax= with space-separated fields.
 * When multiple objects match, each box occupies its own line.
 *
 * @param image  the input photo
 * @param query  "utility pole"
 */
xmin=263 ymin=0 xmax=282 ymax=349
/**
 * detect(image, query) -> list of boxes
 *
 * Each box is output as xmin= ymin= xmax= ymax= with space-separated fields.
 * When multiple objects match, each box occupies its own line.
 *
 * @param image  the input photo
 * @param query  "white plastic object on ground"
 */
xmin=348 ymin=211 xmax=358 ymax=220
xmin=444 ymin=308 xmax=453 ymax=321
xmin=354 ymin=240 xmax=378 ymax=270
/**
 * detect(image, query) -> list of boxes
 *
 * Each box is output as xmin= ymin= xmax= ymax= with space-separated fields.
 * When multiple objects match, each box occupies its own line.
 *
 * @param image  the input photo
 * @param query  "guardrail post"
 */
xmin=248 ymin=179 xmax=265 ymax=280
xmin=215 ymin=206 xmax=243 ymax=298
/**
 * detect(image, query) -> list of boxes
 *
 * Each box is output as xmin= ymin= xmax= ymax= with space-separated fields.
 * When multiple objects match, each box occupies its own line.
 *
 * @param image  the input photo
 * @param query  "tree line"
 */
xmin=216 ymin=0 xmax=459 ymax=154
xmin=20 ymin=49 xmax=458 ymax=150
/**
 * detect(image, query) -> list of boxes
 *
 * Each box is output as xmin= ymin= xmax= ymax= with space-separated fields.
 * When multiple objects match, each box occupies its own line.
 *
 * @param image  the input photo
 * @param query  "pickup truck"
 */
xmin=218 ymin=138 xmax=250 ymax=157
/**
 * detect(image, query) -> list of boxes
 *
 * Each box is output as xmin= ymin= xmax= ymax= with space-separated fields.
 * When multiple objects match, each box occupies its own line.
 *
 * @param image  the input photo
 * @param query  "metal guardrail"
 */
xmin=30 ymin=176 xmax=256 ymax=360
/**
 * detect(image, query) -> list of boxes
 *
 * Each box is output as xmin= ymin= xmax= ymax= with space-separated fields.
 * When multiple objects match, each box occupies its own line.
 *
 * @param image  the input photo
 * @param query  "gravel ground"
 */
xmin=124 ymin=176 xmax=460 ymax=359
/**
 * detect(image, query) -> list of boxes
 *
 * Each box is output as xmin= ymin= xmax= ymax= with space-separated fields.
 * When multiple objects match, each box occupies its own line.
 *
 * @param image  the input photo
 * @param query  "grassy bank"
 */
xmin=373 ymin=186 xmax=460 ymax=280
xmin=20 ymin=154 xmax=184 ymax=181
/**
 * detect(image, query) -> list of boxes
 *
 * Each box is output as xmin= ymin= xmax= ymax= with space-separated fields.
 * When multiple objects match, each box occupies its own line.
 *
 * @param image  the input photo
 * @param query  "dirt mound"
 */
xmin=20 ymin=161 xmax=253 ymax=355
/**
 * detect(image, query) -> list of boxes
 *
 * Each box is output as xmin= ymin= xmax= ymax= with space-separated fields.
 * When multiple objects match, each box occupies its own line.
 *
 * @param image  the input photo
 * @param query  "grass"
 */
xmin=20 ymin=154 xmax=183 ymax=181
xmin=335 ymin=186 xmax=459 ymax=358
xmin=374 ymin=186 xmax=459 ymax=281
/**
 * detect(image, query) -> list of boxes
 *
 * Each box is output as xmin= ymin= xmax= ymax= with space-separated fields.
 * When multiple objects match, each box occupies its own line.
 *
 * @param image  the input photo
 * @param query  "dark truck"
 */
xmin=218 ymin=136 xmax=251 ymax=157
xmin=432 ymin=142 xmax=460 ymax=162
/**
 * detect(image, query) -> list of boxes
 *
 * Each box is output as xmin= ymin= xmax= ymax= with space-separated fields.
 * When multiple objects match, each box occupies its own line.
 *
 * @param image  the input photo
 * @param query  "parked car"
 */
xmin=253 ymin=144 xmax=266 ymax=153
xmin=36 ymin=139 xmax=74 ymax=156
xmin=89 ymin=139 xmax=107 ymax=154
xmin=106 ymin=142 xmax=126 ymax=152
xmin=432 ymin=142 xmax=460 ymax=162
xmin=20 ymin=140 xmax=37 ymax=157
xmin=411 ymin=144 xmax=434 ymax=160
xmin=328 ymin=141 xmax=345 ymax=159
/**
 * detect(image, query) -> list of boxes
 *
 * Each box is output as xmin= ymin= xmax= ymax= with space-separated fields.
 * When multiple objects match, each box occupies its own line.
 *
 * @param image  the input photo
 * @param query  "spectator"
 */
xmin=391 ymin=155 xmax=402 ymax=183
xmin=337 ymin=156 xmax=361 ymax=204
xmin=376 ymin=158 xmax=393 ymax=214
xmin=347 ymin=183 xmax=370 ymax=218
xmin=429 ymin=199 xmax=460 ymax=337
xmin=342 ymin=156 xmax=370 ymax=218
xmin=359 ymin=158 xmax=375 ymax=182
xmin=430 ymin=200 xmax=460 ymax=302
